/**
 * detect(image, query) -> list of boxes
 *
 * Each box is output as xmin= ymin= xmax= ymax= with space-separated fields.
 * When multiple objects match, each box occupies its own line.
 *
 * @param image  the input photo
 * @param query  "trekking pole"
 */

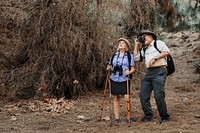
xmin=108 ymin=79 xmax=112 ymax=127
xmin=98 ymin=70 xmax=110 ymax=121
xmin=126 ymin=75 xmax=131 ymax=127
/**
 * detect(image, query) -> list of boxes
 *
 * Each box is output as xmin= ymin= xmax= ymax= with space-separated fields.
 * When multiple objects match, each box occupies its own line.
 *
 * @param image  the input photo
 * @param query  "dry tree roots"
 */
xmin=0 ymin=0 xmax=173 ymax=101
xmin=0 ymin=0 xmax=110 ymax=100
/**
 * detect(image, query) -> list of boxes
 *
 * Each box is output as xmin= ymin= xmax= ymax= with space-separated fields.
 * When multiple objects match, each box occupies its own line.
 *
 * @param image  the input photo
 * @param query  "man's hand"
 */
xmin=149 ymin=58 xmax=156 ymax=67
xmin=134 ymin=39 xmax=141 ymax=46
xmin=134 ymin=39 xmax=141 ymax=56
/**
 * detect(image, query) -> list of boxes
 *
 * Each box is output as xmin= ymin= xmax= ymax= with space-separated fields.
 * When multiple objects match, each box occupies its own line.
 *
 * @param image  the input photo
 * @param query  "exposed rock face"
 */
xmin=172 ymin=0 xmax=200 ymax=31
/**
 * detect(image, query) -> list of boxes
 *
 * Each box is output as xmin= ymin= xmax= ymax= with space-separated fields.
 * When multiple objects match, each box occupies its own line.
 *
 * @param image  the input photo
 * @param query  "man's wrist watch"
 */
xmin=154 ymin=56 xmax=158 ymax=61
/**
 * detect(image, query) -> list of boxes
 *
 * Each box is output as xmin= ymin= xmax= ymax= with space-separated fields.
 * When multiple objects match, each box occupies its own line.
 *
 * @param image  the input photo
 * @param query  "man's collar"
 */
xmin=149 ymin=40 xmax=155 ymax=46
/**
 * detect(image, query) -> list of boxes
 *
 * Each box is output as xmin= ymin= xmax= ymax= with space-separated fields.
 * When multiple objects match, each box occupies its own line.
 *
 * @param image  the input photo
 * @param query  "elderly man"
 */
xmin=134 ymin=30 xmax=170 ymax=124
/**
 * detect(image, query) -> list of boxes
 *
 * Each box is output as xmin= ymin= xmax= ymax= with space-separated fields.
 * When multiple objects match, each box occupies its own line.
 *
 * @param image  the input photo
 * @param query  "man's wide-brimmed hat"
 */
xmin=138 ymin=30 xmax=157 ymax=40
xmin=118 ymin=38 xmax=131 ymax=49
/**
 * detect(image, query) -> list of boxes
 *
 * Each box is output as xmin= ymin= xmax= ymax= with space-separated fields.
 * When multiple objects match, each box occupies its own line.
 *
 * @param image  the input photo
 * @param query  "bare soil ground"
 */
xmin=0 ymin=32 xmax=200 ymax=133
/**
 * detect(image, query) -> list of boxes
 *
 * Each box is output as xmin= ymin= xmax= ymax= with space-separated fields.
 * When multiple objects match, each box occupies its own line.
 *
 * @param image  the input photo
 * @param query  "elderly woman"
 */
xmin=107 ymin=38 xmax=135 ymax=123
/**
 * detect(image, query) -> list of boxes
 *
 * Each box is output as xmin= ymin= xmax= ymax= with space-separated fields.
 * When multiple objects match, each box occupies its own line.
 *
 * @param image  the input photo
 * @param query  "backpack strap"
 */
xmin=126 ymin=51 xmax=131 ymax=69
xmin=153 ymin=40 xmax=161 ymax=53
xmin=110 ymin=53 xmax=115 ymax=66
xmin=111 ymin=52 xmax=131 ymax=68
xmin=139 ymin=47 xmax=147 ymax=62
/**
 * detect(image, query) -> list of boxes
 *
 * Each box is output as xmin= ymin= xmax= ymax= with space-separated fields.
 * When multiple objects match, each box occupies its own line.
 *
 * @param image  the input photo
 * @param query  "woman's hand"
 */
xmin=124 ymin=69 xmax=130 ymax=75
xmin=124 ymin=66 xmax=135 ymax=75
xmin=107 ymin=65 xmax=112 ymax=70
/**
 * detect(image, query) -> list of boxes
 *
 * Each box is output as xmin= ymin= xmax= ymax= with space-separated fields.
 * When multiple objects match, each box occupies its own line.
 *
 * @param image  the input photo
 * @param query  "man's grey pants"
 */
xmin=140 ymin=67 xmax=170 ymax=120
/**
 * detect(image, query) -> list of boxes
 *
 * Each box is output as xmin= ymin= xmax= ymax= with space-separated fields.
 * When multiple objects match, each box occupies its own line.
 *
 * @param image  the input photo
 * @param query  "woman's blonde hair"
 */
xmin=117 ymin=38 xmax=130 ymax=51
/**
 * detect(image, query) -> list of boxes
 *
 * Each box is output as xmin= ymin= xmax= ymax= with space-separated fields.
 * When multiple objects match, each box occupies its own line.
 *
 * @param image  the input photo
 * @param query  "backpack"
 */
xmin=140 ymin=41 xmax=175 ymax=76
xmin=110 ymin=51 xmax=132 ymax=79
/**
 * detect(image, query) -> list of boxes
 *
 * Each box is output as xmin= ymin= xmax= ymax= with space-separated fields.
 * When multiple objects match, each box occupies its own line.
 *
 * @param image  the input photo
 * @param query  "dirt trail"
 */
xmin=0 ymin=31 xmax=200 ymax=133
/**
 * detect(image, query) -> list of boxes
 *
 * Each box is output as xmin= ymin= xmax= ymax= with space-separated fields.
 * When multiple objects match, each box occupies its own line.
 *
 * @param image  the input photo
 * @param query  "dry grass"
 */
xmin=0 ymin=0 xmax=177 ymax=101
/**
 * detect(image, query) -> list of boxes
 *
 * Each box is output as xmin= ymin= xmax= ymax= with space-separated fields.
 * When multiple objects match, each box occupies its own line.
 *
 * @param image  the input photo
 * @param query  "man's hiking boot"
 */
xmin=141 ymin=116 xmax=152 ymax=122
xmin=160 ymin=119 xmax=169 ymax=124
